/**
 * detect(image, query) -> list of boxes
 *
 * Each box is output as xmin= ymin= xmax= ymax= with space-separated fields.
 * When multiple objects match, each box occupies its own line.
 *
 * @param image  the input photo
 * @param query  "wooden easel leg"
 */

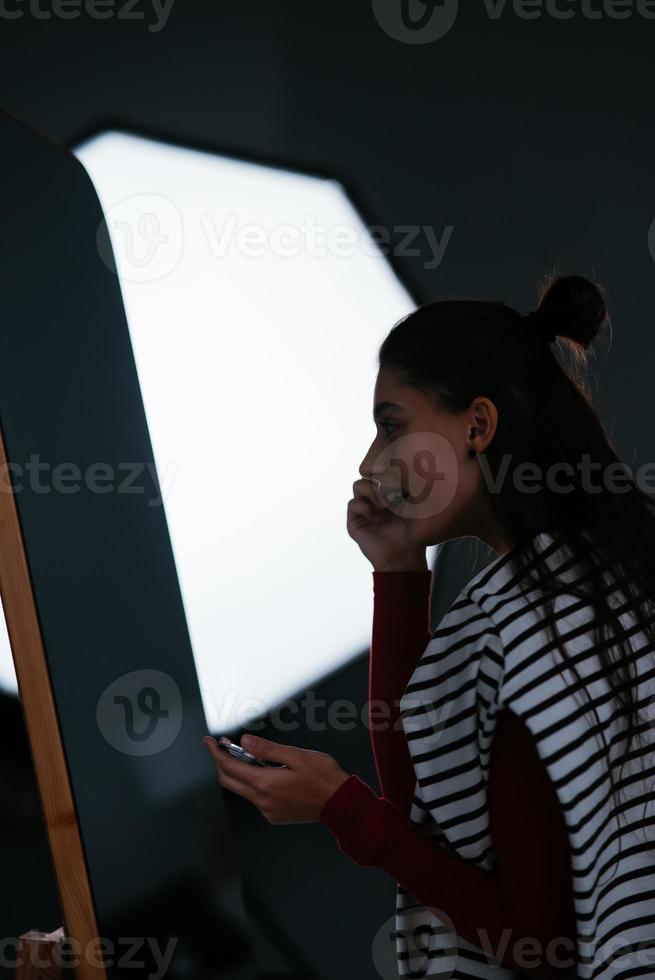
xmin=15 ymin=927 xmax=64 ymax=979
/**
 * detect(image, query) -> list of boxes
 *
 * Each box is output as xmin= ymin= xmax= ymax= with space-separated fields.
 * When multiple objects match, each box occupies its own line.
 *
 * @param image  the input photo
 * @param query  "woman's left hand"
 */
xmin=203 ymin=734 xmax=351 ymax=824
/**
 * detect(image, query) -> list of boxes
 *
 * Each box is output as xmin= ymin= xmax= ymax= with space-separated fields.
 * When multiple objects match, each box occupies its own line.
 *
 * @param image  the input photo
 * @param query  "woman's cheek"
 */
xmin=385 ymin=432 xmax=459 ymax=523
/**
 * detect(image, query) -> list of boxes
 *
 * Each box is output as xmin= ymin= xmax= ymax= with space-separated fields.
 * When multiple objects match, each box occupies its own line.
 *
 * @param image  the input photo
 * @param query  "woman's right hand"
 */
xmin=347 ymin=478 xmax=428 ymax=572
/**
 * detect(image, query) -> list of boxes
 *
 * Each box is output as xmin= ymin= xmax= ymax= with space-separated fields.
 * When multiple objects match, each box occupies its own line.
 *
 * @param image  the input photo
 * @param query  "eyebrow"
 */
xmin=373 ymin=400 xmax=405 ymax=419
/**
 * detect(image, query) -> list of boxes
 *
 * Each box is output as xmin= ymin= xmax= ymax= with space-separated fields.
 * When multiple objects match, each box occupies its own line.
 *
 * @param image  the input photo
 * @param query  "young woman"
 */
xmin=204 ymin=274 xmax=655 ymax=980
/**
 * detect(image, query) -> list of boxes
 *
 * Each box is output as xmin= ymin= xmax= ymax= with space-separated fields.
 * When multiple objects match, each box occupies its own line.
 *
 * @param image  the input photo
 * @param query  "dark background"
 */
xmin=0 ymin=2 xmax=653 ymax=978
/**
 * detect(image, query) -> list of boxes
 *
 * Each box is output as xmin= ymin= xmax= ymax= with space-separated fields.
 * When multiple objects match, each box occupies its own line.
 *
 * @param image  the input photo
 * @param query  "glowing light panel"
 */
xmin=0 ymin=131 xmax=433 ymax=734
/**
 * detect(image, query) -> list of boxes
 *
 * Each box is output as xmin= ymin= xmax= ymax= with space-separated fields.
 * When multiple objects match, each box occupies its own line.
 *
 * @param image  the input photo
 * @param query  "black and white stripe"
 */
xmin=395 ymin=530 xmax=655 ymax=979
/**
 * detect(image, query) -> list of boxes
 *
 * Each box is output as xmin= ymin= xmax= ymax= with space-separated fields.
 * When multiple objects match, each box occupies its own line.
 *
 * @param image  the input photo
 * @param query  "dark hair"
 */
xmin=378 ymin=272 xmax=655 ymax=868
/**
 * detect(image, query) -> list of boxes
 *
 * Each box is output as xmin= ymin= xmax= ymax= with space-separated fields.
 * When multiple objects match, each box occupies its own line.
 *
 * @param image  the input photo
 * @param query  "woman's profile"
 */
xmin=205 ymin=272 xmax=655 ymax=980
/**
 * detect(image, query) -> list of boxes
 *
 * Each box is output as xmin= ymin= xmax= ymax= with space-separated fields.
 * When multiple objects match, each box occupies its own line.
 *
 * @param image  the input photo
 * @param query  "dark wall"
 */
xmin=1 ymin=1 xmax=652 ymax=452
xmin=0 ymin=3 xmax=652 ymax=979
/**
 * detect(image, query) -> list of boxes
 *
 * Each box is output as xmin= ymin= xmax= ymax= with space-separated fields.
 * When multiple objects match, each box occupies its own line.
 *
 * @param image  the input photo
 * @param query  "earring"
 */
xmin=468 ymin=447 xmax=477 ymax=458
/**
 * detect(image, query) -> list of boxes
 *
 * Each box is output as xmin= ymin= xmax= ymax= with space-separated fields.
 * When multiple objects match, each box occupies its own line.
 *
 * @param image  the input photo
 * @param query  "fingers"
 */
xmin=347 ymin=495 xmax=390 ymax=532
xmin=216 ymin=768 xmax=261 ymax=803
xmin=348 ymin=498 xmax=383 ymax=529
xmin=203 ymin=738 xmax=265 ymax=797
xmin=237 ymin=735 xmax=297 ymax=767
xmin=348 ymin=479 xmax=390 ymax=528
xmin=353 ymin=477 xmax=386 ymax=509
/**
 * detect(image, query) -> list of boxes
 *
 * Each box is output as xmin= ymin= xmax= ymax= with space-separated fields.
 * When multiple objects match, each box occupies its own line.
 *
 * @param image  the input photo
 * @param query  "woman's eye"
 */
xmin=378 ymin=421 xmax=397 ymax=438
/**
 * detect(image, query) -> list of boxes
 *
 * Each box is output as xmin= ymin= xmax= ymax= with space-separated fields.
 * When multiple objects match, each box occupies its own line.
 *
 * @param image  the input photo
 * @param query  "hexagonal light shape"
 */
xmin=0 ymin=130 xmax=433 ymax=733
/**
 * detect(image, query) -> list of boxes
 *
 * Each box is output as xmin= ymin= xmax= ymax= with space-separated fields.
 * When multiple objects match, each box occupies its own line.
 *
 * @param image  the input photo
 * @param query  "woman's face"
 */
xmin=358 ymin=367 xmax=498 ymax=550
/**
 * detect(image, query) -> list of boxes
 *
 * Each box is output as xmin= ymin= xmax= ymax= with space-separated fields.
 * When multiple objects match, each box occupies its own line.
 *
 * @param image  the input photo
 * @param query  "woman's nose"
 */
xmin=358 ymin=450 xmax=378 ymax=480
xmin=359 ymin=463 xmax=382 ymax=482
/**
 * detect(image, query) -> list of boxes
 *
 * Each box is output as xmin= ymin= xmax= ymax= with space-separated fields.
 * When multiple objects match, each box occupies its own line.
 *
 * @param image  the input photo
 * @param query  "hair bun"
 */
xmin=536 ymin=274 xmax=608 ymax=351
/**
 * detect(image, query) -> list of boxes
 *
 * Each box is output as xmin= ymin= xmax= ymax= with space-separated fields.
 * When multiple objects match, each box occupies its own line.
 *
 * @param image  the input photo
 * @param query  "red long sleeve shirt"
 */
xmin=319 ymin=569 xmax=577 ymax=979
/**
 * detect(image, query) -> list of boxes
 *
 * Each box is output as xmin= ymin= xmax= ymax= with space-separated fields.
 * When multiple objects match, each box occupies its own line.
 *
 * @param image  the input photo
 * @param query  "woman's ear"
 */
xmin=469 ymin=397 xmax=498 ymax=452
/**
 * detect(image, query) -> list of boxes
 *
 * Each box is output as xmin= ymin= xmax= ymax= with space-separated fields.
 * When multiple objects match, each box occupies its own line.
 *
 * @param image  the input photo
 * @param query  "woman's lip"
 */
xmin=366 ymin=479 xmax=406 ymax=494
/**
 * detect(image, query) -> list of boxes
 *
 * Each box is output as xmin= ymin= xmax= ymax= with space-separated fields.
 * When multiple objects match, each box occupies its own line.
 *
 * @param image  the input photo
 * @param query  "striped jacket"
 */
xmin=396 ymin=529 xmax=655 ymax=979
